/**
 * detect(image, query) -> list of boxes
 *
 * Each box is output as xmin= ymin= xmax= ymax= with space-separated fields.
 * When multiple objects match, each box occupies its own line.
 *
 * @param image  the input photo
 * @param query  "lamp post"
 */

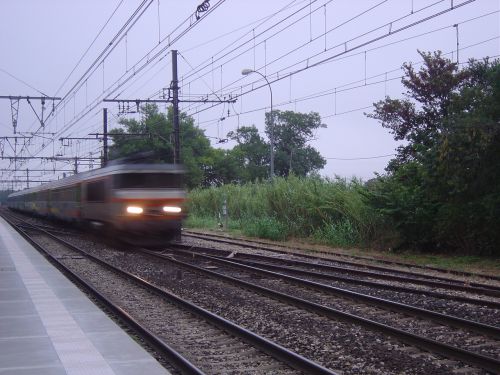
xmin=241 ymin=68 xmax=274 ymax=179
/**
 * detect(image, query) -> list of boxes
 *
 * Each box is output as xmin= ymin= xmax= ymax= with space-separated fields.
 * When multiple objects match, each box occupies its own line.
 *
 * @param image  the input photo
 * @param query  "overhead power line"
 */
xmin=0 ymin=67 xmax=49 ymax=96
xmin=138 ymin=0 xmax=312 ymax=102
xmin=193 ymin=36 xmax=499 ymax=129
xmin=185 ymin=0 xmax=478 ymax=117
xmin=54 ymin=0 xmax=125 ymax=96
xmin=326 ymin=154 xmax=395 ymax=160
xmin=180 ymin=0 xmax=330 ymax=83
xmin=22 ymin=0 xmax=226 ymax=168
xmin=59 ymin=0 xmax=152 ymax=102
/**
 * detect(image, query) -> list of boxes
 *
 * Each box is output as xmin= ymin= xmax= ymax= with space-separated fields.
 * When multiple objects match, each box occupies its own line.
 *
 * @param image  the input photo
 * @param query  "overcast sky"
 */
xmin=1 ymin=0 xmax=499 ymax=189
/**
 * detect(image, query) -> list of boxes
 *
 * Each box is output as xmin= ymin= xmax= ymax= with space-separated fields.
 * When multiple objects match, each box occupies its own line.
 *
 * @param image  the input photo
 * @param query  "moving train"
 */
xmin=7 ymin=159 xmax=186 ymax=246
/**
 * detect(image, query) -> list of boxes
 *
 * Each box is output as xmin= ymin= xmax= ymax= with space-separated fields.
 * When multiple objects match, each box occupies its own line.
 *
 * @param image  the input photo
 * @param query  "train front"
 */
xmin=110 ymin=164 xmax=186 ymax=245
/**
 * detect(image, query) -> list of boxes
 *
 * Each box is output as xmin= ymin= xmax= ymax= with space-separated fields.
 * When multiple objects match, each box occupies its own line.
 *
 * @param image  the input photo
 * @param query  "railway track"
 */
xmin=206 ymin=250 xmax=500 ymax=309
xmin=3 ymin=212 xmax=334 ymax=375
xmin=4 ymin=211 xmax=499 ymax=374
xmin=168 ymin=245 xmax=500 ymax=337
xmin=146 ymin=245 xmax=500 ymax=373
xmin=174 ymin=239 xmax=500 ymax=327
xmin=102 ymin=246 xmax=494 ymax=374
xmin=183 ymin=230 xmax=500 ymax=284
xmin=181 ymin=232 xmax=500 ymax=303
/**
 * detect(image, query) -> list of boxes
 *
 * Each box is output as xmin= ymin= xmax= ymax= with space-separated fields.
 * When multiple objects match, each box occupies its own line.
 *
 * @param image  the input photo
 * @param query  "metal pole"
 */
xmin=102 ymin=108 xmax=108 ymax=167
xmin=172 ymin=50 xmax=180 ymax=164
xmin=269 ymin=79 xmax=274 ymax=179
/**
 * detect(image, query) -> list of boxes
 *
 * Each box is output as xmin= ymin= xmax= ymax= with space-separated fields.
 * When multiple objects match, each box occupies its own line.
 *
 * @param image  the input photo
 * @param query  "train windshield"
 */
xmin=113 ymin=173 xmax=183 ymax=189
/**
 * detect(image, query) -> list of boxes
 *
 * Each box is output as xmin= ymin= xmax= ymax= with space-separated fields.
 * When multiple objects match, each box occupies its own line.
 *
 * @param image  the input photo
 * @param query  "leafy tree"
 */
xmin=368 ymin=51 xmax=469 ymax=171
xmin=367 ymin=51 xmax=500 ymax=254
xmin=199 ymin=148 xmax=241 ymax=187
xmin=109 ymin=104 xmax=217 ymax=188
xmin=265 ymin=110 xmax=326 ymax=177
xmin=227 ymin=125 xmax=269 ymax=182
xmin=433 ymin=59 xmax=500 ymax=252
xmin=109 ymin=106 xmax=328 ymax=188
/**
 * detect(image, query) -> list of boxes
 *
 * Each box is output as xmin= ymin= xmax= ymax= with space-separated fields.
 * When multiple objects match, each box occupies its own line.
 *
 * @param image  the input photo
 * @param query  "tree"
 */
xmin=109 ymin=106 xmax=328 ymax=188
xmin=109 ymin=104 xmax=222 ymax=188
xmin=367 ymin=51 xmax=500 ymax=254
xmin=199 ymin=148 xmax=241 ymax=187
xmin=265 ymin=110 xmax=326 ymax=177
xmin=433 ymin=59 xmax=500 ymax=253
xmin=367 ymin=51 xmax=469 ymax=171
xmin=227 ymin=125 xmax=269 ymax=182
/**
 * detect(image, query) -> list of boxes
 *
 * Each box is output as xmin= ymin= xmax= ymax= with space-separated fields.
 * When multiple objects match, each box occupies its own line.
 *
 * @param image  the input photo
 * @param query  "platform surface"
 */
xmin=0 ymin=217 xmax=170 ymax=375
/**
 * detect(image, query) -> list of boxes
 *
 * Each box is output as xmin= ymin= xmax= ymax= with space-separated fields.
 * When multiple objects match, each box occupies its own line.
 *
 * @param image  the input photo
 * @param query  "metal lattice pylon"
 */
xmin=10 ymin=98 xmax=20 ymax=134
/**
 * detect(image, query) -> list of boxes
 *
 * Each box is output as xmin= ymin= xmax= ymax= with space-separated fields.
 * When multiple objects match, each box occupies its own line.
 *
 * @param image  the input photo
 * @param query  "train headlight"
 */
xmin=163 ymin=206 xmax=182 ymax=213
xmin=126 ymin=206 xmax=143 ymax=214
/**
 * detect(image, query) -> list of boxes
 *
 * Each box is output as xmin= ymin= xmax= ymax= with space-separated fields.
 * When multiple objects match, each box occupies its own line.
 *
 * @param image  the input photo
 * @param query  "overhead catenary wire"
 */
xmin=180 ymin=0 xmax=338 ymax=85
xmin=8 ymin=0 xmax=454 ymax=163
xmin=199 ymin=0 xmax=490 ymax=108
xmin=184 ymin=0 xmax=479 ymax=118
xmin=58 ymin=0 xmax=151 ymax=103
xmin=326 ymin=153 xmax=395 ymax=160
xmin=24 ymin=0 xmax=227 ymax=165
xmin=179 ymin=0 xmax=324 ymax=83
xmin=193 ymin=37 xmax=499 ymax=129
xmin=181 ymin=0 xmax=451 ymax=114
xmin=53 ymin=0 xmax=125 ymax=97
xmin=180 ymin=0 xmax=394 ymax=114
xmin=180 ymin=0 xmax=449 ymax=98
xmin=18 ymin=0 xmax=154 ymax=143
xmin=3 ymin=0 xmax=496 ymax=189
xmin=0 ymin=67 xmax=49 ymax=97
xmin=181 ymin=0 xmax=307 ymax=55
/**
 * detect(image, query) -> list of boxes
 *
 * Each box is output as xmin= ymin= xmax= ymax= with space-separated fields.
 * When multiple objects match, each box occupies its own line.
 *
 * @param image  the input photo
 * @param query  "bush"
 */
xmin=187 ymin=176 xmax=382 ymax=246
xmin=313 ymin=218 xmax=361 ymax=247
xmin=184 ymin=214 xmax=218 ymax=229
xmin=242 ymin=216 xmax=289 ymax=241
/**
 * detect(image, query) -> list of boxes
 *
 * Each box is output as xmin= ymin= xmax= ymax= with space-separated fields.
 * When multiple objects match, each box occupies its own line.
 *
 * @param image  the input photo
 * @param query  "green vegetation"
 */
xmin=109 ymin=106 xmax=325 ymax=188
xmin=109 ymin=105 xmax=221 ymax=188
xmin=264 ymin=110 xmax=326 ymax=177
xmin=366 ymin=51 xmax=500 ymax=256
xmin=186 ymin=175 xmax=380 ymax=246
xmin=389 ymin=253 xmax=500 ymax=274
xmin=108 ymin=50 xmax=499 ymax=258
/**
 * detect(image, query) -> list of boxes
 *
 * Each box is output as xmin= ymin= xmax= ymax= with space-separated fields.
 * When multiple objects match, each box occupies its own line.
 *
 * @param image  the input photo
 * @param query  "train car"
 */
xmin=7 ymin=162 xmax=186 ymax=246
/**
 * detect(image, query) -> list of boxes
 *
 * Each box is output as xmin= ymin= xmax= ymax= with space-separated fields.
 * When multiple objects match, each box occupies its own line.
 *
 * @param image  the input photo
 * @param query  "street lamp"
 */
xmin=241 ymin=68 xmax=274 ymax=179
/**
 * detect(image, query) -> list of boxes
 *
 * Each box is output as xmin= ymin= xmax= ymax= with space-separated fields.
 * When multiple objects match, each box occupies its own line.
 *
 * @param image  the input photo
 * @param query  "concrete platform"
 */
xmin=0 ymin=217 xmax=170 ymax=375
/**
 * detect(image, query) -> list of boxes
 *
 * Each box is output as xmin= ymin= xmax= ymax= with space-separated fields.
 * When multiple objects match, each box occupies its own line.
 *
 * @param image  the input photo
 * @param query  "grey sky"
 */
xmin=1 ymin=0 xmax=499 ymax=189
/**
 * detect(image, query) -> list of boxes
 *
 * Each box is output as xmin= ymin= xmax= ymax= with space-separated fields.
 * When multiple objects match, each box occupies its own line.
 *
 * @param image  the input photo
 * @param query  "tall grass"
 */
xmin=186 ymin=175 xmax=382 ymax=246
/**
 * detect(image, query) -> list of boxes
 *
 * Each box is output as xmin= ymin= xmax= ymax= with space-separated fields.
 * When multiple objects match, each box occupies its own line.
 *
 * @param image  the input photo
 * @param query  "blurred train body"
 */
xmin=7 ymin=162 xmax=186 ymax=245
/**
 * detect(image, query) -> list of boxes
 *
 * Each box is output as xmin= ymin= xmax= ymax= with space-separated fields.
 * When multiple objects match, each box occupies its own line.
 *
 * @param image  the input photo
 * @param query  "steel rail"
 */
xmin=183 ymin=231 xmax=500 ymax=284
xmin=12 ymin=220 xmax=336 ymax=375
xmin=176 ymin=241 xmax=500 ymax=297
xmin=5 ymin=211 xmax=497 ymax=372
xmin=219 ymin=255 xmax=500 ymax=309
xmin=169 ymin=247 xmax=500 ymax=338
xmin=141 ymin=247 xmax=500 ymax=374
xmin=1 ymin=214 xmax=204 ymax=375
